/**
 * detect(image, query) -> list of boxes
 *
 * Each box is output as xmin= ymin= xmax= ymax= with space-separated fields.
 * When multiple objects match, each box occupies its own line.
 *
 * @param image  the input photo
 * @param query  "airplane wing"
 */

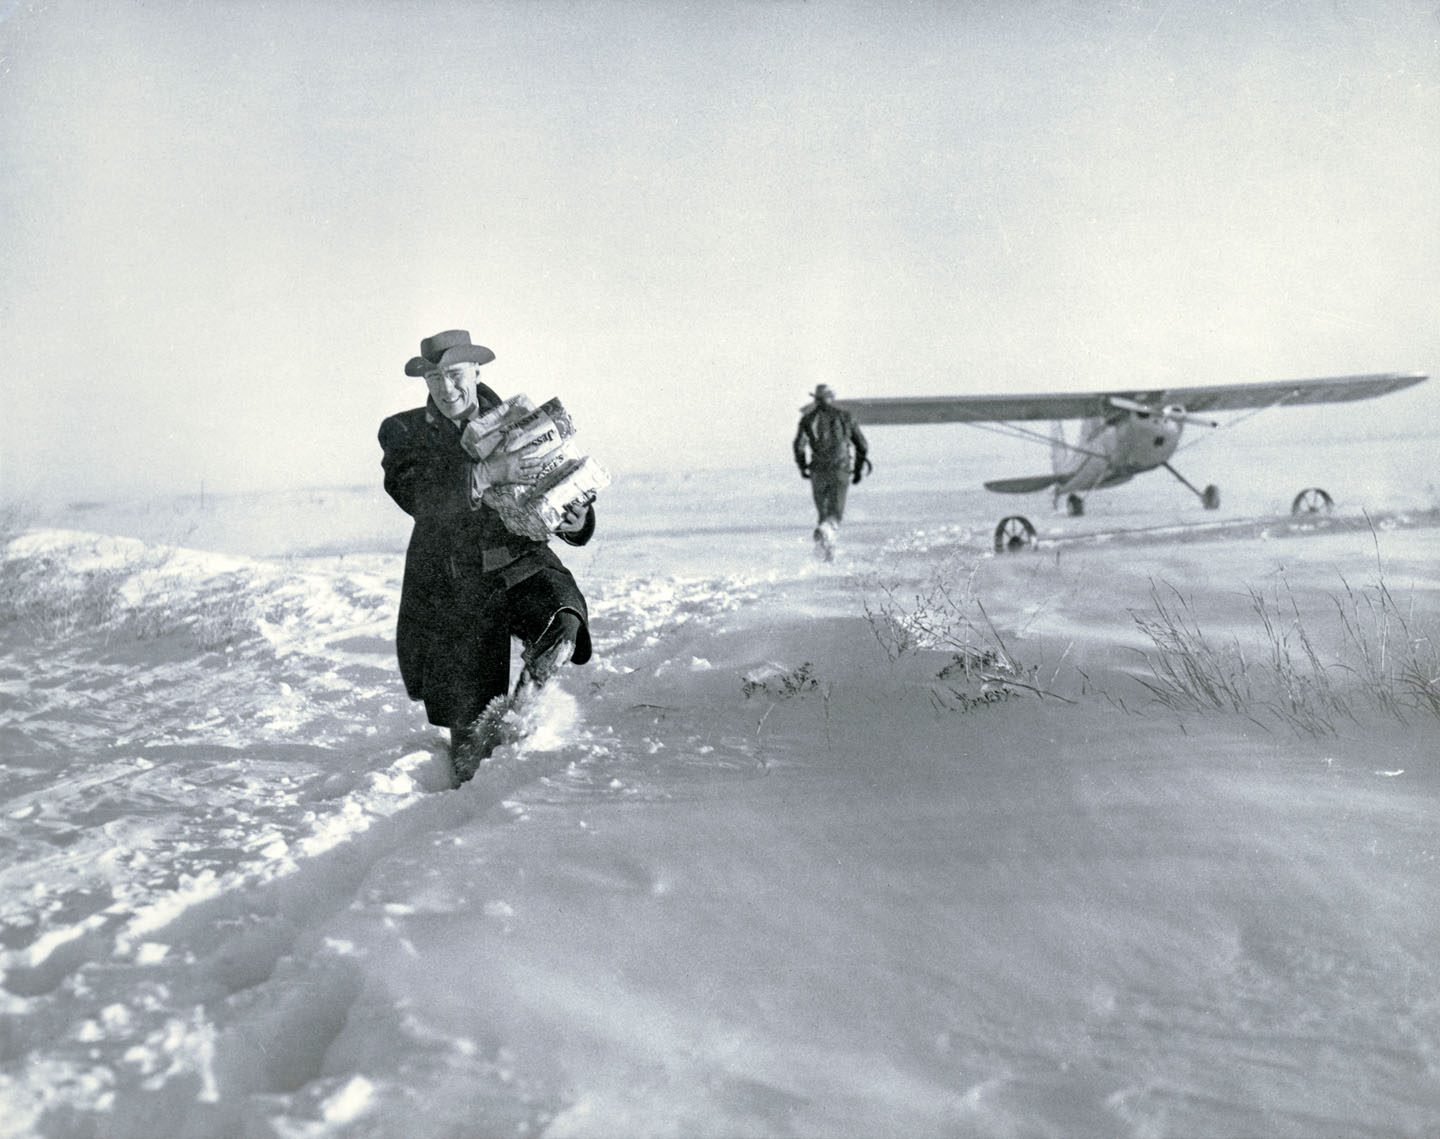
xmin=839 ymin=372 xmax=1428 ymax=424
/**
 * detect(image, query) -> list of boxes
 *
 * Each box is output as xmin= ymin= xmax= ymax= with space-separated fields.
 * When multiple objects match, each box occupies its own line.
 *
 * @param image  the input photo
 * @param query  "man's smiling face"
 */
xmin=424 ymin=361 xmax=480 ymax=422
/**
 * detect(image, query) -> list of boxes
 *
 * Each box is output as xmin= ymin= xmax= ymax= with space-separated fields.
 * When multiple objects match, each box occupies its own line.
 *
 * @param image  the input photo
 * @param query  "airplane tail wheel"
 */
xmin=1291 ymin=487 xmax=1334 ymax=515
xmin=994 ymin=515 xmax=1037 ymax=554
xmin=1065 ymin=493 xmax=1085 ymax=517
xmin=1201 ymin=485 xmax=1220 ymax=510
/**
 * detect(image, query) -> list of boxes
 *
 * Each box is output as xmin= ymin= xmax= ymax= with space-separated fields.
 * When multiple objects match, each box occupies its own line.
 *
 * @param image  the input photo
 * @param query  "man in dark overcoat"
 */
xmin=379 ymin=329 xmax=595 ymax=784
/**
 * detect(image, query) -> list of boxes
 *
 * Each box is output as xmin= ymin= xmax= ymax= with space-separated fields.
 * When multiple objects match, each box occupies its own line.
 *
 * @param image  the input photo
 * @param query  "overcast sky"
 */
xmin=3 ymin=0 xmax=1437 ymax=503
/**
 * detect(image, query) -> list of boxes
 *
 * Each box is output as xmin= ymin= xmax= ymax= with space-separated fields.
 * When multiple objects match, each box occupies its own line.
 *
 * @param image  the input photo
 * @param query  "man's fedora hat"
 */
xmin=810 ymin=383 xmax=836 ymax=401
xmin=404 ymin=329 xmax=496 ymax=376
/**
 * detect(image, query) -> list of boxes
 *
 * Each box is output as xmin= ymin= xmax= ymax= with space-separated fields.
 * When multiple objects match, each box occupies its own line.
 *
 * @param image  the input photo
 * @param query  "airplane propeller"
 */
xmin=1107 ymin=396 xmax=1219 ymax=428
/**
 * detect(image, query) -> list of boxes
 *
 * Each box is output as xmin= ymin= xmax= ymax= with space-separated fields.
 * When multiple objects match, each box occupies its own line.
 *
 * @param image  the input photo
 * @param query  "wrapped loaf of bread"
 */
xmin=460 ymin=395 xmax=611 ymax=541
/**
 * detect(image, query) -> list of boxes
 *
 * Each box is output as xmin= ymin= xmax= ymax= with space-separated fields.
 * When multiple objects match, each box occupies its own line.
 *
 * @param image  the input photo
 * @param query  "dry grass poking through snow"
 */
xmin=860 ymin=533 xmax=1438 ymax=740
xmin=859 ymin=558 xmax=1074 ymax=713
xmin=1130 ymin=567 xmax=1440 ymax=738
xmin=0 ymin=524 xmax=284 ymax=655
xmin=0 ymin=542 xmax=259 ymax=651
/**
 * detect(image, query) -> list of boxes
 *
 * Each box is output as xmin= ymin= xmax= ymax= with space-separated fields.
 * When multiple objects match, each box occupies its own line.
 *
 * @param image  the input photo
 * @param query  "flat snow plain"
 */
xmin=2 ymin=433 xmax=1438 ymax=1138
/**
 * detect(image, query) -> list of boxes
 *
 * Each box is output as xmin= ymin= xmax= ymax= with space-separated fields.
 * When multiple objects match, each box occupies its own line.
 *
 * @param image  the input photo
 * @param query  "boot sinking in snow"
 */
xmin=813 ymin=520 xmax=838 ymax=562
xmin=449 ymin=715 xmax=502 ymax=788
xmin=517 ymin=608 xmax=582 ymax=693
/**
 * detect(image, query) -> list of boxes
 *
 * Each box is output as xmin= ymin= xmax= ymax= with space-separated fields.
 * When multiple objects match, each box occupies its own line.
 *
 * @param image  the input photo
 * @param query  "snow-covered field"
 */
xmin=3 ymin=436 xmax=1439 ymax=1138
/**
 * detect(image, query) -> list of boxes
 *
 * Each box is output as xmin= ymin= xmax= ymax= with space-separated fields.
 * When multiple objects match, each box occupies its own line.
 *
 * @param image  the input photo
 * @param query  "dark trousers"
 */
xmin=810 ymin=463 xmax=850 ymax=525
xmin=431 ymin=565 xmax=587 ymax=732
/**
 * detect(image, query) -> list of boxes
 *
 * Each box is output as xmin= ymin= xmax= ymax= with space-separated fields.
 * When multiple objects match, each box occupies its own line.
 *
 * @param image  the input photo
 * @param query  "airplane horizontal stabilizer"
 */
xmin=984 ymin=474 xmax=1061 ymax=494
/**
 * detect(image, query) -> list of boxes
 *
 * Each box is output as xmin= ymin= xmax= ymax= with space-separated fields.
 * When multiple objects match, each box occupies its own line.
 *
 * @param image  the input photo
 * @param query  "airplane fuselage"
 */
xmin=1057 ymin=411 xmax=1184 ymax=492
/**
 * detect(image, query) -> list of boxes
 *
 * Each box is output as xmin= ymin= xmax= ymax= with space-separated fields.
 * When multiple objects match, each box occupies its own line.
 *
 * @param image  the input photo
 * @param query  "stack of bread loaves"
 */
xmin=460 ymin=395 xmax=611 ymax=541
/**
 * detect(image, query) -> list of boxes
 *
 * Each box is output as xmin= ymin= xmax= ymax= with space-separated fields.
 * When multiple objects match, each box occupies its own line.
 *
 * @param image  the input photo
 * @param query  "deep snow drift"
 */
xmin=2 ymin=436 xmax=1439 ymax=1138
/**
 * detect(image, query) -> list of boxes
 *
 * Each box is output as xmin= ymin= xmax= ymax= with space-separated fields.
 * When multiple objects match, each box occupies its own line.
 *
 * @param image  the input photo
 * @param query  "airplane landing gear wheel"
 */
xmin=1291 ymin=487 xmax=1334 ymax=515
xmin=994 ymin=515 xmax=1037 ymax=553
xmin=1201 ymin=485 xmax=1220 ymax=510
xmin=1065 ymin=493 xmax=1085 ymax=517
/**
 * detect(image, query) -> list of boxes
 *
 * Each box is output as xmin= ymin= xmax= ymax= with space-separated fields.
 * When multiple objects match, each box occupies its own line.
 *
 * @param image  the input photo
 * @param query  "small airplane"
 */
xmin=839 ymin=372 xmax=1429 ymax=551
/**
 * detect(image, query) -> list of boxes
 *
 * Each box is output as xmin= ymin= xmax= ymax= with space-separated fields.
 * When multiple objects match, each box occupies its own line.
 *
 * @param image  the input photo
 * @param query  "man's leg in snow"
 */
xmin=813 ymin=466 xmax=849 ymax=525
xmin=810 ymin=473 xmax=829 ymax=533
xmin=444 ymin=592 xmax=513 ymax=787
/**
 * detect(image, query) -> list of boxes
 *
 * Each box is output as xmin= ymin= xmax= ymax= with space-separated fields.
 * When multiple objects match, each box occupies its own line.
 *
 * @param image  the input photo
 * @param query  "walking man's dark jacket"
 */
xmin=793 ymin=399 xmax=870 ymax=526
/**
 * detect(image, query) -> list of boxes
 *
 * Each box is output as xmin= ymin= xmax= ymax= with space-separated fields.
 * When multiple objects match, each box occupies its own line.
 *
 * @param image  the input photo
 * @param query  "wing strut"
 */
xmin=1174 ymin=387 xmax=1303 ymax=453
xmin=964 ymin=419 xmax=1110 ymax=461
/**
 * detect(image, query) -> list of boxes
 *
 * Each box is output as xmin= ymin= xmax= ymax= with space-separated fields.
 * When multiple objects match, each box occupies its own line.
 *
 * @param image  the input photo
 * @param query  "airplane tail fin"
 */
xmin=984 ymin=474 xmax=1062 ymax=494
